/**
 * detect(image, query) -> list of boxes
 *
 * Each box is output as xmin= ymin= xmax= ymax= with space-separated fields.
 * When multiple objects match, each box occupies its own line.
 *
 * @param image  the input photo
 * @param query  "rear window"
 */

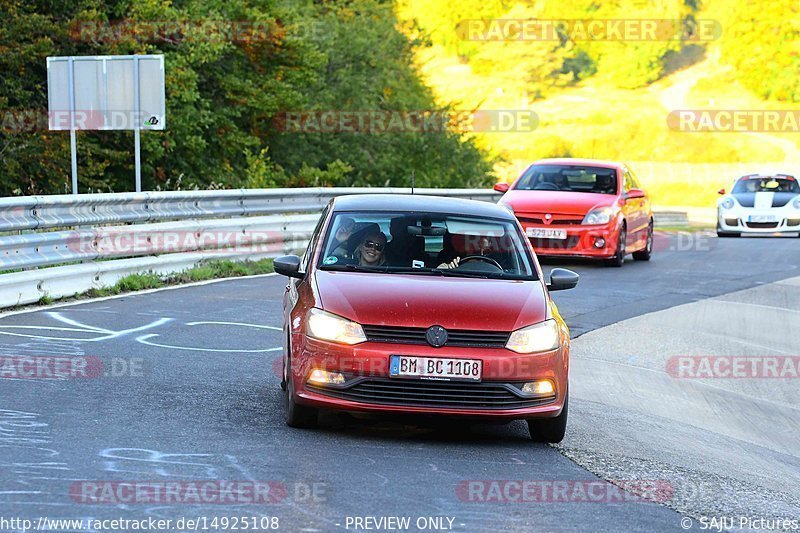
xmin=732 ymin=177 xmax=799 ymax=194
xmin=514 ymin=165 xmax=618 ymax=195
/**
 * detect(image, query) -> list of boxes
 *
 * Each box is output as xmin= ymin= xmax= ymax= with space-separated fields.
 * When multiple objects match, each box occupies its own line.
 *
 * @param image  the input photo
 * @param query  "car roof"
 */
xmin=331 ymin=194 xmax=515 ymax=220
xmin=531 ymin=158 xmax=625 ymax=170
xmin=738 ymin=173 xmax=795 ymax=180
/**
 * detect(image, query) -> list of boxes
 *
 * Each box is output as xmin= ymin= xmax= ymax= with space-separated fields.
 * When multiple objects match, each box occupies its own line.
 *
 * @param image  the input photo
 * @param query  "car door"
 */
xmin=621 ymin=167 xmax=648 ymax=244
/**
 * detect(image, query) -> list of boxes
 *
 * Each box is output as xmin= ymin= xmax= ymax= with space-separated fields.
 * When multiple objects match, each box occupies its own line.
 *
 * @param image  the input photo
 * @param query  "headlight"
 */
xmin=306 ymin=308 xmax=366 ymax=345
xmin=582 ymin=207 xmax=614 ymax=225
xmin=793 ymin=197 xmax=800 ymax=209
xmin=720 ymin=198 xmax=735 ymax=210
xmin=505 ymin=319 xmax=560 ymax=353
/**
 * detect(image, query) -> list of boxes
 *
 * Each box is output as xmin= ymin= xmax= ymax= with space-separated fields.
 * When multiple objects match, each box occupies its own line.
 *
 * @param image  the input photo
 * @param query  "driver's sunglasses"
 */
xmin=363 ymin=240 xmax=385 ymax=252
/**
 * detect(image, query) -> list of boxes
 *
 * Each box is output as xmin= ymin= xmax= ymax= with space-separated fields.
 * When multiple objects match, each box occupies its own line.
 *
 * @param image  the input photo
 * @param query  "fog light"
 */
xmin=594 ymin=237 xmax=606 ymax=248
xmin=521 ymin=380 xmax=555 ymax=396
xmin=308 ymin=369 xmax=345 ymax=385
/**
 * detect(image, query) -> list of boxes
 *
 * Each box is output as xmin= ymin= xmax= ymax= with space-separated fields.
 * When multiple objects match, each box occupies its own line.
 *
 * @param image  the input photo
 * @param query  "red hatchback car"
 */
xmin=495 ymin=158 xmax=653 ymax=266
xmin=274 ymin=195 xmax=579 ymax=442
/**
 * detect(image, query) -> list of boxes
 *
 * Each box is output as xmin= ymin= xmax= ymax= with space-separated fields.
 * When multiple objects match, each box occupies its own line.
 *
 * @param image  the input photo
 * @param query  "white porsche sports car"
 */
xmin=717 ymin=174 xmax=800 ymax=237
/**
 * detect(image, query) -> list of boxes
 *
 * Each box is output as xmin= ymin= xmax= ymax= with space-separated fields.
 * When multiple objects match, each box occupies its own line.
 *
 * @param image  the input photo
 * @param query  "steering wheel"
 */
xmin=458 ymin=255 xmax=503 ymax=270
xmin=534 ymin=183 xmax=558 ymax=191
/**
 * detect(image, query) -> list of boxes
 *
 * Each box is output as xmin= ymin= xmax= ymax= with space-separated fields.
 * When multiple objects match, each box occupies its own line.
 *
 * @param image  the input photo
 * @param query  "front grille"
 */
xmin=362 ymin=325 xmax=509 ymax=348
xmin=745 ymin=222 xmax=780 ymax=229
xmin=530 ymin=236 xmax=580 ymax=249
xmin=307 ymin=378 xmax=554 ymax=410
xmin=518 ymin=214 xmax=584 ymax=226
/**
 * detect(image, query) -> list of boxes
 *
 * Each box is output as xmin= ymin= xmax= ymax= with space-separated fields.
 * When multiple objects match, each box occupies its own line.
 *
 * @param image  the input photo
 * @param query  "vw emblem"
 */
xmin=545 ymin=213 xmax=552 ymax=220
xmin=425 ymin=325 xmax=448 ymax=348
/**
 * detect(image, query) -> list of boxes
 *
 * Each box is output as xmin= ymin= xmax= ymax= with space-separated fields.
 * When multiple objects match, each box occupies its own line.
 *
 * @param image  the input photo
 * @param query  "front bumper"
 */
xmin=291 ymin=338 xmax=568 ymax=420
xmin=521 ymin=223 xmax=620 ymax=258
xmin=717 ymin=209 xmax=800 ymax=233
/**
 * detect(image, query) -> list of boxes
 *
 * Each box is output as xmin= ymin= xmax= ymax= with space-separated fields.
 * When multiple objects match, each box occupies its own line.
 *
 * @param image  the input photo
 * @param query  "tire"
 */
xmin=284 ymin=351 xmax=318 ymax=429
xmin=605 ymin=225 xmax=626 ymax=267
xmin=632 ymin=220 xmax=653 ymax=261
xmin=527 ymin=391 xmax=568 ymax=443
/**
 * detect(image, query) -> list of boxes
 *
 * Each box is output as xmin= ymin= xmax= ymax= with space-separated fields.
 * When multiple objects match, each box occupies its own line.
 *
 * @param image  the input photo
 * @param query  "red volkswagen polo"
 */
xmin=274 ymin=195 xmax=579 ymax=443
xmin=495 ymin=158 xmax=653 ymax=266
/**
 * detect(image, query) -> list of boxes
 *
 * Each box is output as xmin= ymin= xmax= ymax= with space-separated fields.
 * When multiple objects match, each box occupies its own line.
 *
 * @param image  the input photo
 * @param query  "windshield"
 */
xmin=514 ymin=165 xmax=618 ymax=194
xmin=317 ymin=212 xmax=537 ymax=280
xmin=732 ymin=177 xmax=799 ymax=194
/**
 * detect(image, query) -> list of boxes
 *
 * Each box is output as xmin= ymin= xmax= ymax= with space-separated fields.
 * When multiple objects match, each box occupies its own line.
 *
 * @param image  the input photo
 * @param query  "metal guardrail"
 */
xmin=0 ymin=188 xmax=499 ymax=308
xmin=0 ymin=187 xmax=689 ymax=309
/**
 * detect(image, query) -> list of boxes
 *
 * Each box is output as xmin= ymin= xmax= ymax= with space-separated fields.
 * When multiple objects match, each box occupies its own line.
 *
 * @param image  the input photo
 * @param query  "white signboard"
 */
xmin=47 ymin=55 xmax=165 ymax=130
xmin=46 ymin=55 xmax=165 ymax=193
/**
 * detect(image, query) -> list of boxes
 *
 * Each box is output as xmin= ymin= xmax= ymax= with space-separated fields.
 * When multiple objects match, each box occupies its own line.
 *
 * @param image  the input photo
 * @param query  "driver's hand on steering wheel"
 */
xmin=437 ymin=257 xmax=461 ymax=269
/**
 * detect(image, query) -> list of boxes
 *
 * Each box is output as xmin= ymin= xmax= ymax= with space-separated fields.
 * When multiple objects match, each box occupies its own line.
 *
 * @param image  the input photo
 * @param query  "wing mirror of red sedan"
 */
xmin=717 ymin=188 xmax=726 ymax=195
xmin=547 ymin=268 xmax=579 ymax=291
xmin=493 ymin=182 xmax=510 ymax=193
xmin=274 ymin=255 xmax=304 ymax=279
xmin=625 ymin=188 xmax=646 ymax=200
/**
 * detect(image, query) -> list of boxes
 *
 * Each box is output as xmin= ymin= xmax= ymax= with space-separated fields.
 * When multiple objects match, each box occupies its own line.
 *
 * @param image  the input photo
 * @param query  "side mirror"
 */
xmin=547 ymin=268 xmax=579 ymax=291
xmin=717 ymin=188 xmax=726 ymax=195
xmin=274 ymin=255 xmax=303 ymax=279
xmin=493 ymin=182 xmax=510 ymax=193
xmin=625 ymin=188 xmax=645 ymax=200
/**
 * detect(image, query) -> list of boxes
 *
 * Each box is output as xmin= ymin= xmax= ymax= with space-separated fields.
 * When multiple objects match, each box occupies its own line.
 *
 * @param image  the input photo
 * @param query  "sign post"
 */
xmin=47 ymin=55 xmax=166 ymax=194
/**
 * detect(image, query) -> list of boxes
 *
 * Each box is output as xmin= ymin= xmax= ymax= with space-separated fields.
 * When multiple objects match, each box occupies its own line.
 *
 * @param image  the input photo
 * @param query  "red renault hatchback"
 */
xmin=495 ymin=158 xmax=653 ymax=266
xmin=273 ymin=195 xmax=579 ymax=442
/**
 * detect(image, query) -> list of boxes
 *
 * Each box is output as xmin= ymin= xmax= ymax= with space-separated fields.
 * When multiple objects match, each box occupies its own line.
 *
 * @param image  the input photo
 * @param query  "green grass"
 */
xmin=75 ymin=258 xmax=274 ymax=300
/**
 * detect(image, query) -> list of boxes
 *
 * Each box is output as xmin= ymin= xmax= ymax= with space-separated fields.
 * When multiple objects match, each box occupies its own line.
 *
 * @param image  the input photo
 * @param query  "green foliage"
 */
xmin=714 ymin=0 xmax=800 ymax=102
xmin=0 ymin=0 xmax=494 ymax=195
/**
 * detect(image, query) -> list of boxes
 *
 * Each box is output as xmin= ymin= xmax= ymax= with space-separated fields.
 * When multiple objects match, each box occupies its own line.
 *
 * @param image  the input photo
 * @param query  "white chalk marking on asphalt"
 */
xmin=185 ymin=321 xmax=282 ymax=331
xmin=0 ymin=314 xmax=173 ymax=342
xmin=135 ymin=334 xmax=281 ymax=353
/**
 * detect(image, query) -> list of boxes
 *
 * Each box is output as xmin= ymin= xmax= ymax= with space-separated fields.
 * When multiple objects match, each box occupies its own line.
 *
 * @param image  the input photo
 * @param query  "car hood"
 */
xmin=314 ymin=271 xmax=547 ymax=332
xmin=732 ymin=191 xmax=797 ymax=208
xmin=501 ymin=190 xmax=616 ymax=215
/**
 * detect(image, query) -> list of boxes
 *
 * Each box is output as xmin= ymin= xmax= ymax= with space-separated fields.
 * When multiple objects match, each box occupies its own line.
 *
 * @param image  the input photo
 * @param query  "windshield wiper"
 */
xmin=319 ymin=264 xmax=389 ymax=273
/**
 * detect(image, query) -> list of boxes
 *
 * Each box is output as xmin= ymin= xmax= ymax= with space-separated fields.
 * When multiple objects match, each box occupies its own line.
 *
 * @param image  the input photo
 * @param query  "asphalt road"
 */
xmin=0 ymin=233 xmax=797 ymax=532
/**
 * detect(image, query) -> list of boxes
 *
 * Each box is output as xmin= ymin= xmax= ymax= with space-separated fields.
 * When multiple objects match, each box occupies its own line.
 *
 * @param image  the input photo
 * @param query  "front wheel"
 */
xmin=527 ymin=392 xmax=568 ymax=443
xmin=632 ymin=220 xmax=653 ymax=261
xmin=284 ymin=356 xmax=318 ymax=428
xmin=605 ymin=226 xmax=626 ymax=267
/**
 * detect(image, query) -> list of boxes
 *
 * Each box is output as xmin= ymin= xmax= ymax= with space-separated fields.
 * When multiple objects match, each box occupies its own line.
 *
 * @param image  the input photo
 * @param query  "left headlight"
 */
xmin=505 ymin=319 xmax=560 ymax=354
xmin=793 ymin=197 xmax=800 ymax=209
xmin=720 ymin=198 xmax=735 ymax=210
xmin=306 ymin=308 xmax=366 ymax=345
xmin=582 ymin=206 xmax=614 ymax=225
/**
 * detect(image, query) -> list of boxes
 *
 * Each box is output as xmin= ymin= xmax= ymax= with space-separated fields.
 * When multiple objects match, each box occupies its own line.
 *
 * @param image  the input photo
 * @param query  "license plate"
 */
xmin=389 ymin=355 xmax=482 ymax=382
xmin=748 ymin=215 xmax=777 ymax=223
xmin=527 ymin=227 xmax=567 ymax=239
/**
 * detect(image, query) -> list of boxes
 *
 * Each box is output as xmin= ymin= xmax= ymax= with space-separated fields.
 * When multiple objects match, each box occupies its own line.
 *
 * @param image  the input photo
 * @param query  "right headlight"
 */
xmin=720 ymin=198 xmax=735 ymax=210
xmin=306 ymin=308 xmax=366 ymax=345
xmin=505 ymin=319 xmax=560 ymax=354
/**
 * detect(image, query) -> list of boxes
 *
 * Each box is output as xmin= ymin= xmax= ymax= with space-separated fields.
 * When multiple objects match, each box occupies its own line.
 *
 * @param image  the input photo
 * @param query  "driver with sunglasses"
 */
xmin=354 ymin=230 xmax=387 ymax=267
